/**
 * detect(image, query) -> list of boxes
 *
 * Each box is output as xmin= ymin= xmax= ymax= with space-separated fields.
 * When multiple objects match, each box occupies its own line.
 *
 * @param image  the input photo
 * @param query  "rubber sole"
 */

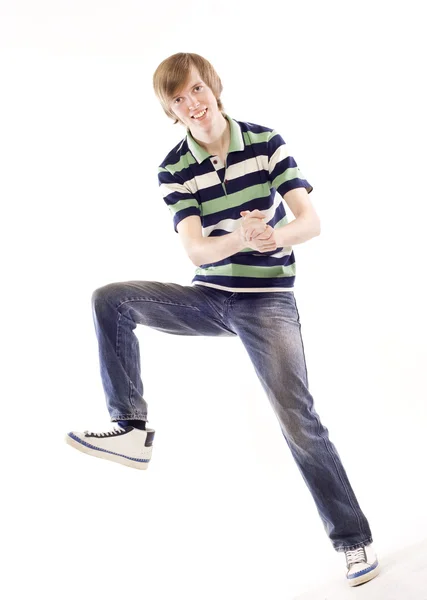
xmin=65 ymin=433 xmax=151 ymax=470
xmin=347 ymin=561 xmax=380 ymax=587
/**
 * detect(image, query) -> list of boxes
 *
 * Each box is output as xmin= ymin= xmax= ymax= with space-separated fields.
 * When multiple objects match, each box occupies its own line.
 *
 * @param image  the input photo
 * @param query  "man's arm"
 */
xmin=273 ymin=188 xmax=321 ymax=247
xmin=241 ymin=189 xmax=320 ymax=246
xmin=176 ymin=188 xmax=319 ymax=266
xmin=176 ymin=215 xmax=267 ymax=267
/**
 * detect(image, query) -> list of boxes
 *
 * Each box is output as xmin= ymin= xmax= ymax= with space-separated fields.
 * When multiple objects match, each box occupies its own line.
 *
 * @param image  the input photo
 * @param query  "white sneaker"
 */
xmin=345 ymin=544 xmax=380 ymax=586
xmin=65 ymin=425 xmax=155 ymax=470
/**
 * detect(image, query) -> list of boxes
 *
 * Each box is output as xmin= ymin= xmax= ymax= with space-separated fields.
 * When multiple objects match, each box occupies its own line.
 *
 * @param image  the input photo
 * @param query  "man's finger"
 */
xmin=240 ymin=209 xmax=266 ymax=219
xmin=251 ymin=223 xmax=269 ymax=236
xmin=249 ymin=225 xmax=265 ymax=239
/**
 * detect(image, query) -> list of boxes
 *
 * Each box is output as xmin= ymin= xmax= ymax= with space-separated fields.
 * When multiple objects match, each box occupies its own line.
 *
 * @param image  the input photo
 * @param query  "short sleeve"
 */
xmin=157 ymin=167 xmax=201 ymax=233
xmin=267 ymin=130 xmax=313 ymax=196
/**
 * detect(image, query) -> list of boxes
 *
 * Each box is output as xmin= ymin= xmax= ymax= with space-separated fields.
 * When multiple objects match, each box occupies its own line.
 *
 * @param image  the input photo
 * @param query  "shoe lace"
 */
xmin=85 ymin=427 xmax=125 ymax=438
xmin=345 ymin=547 xmax=366 ymax=567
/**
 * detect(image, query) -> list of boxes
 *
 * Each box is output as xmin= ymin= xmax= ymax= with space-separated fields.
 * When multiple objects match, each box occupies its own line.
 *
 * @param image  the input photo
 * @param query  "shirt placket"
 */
xmin=211 ymin=156 xmax=229 ymax=195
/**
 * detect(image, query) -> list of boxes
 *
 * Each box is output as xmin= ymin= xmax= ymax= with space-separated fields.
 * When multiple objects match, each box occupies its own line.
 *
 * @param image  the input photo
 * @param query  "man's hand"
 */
xmin=238 ymin=210 xmax=278 ymax=253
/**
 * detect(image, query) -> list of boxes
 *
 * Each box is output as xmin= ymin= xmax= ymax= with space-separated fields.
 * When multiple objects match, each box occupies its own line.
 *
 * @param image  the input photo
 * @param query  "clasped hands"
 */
xmin=238 ymin=209 xmax=278 ymax=253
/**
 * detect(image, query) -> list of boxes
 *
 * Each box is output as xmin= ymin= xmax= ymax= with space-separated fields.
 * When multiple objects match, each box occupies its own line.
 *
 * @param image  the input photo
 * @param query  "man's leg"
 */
xmin=90 ymin=280 xmax=236 ymax=422
xmin=66 ymin=281 xmax=236 ymax=468
xmin=227 ymin=291 xmax=373 ymax=551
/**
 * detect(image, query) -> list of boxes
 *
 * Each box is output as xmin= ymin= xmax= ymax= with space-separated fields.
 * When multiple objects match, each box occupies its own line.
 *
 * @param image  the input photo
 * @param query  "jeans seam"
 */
xmin=116 ymin=297 xmax=201 ymax=313
xmin=318 ymin=416 xmax=366 ymax=538
xmin=116 ymin=311 xmax=137 ymax=412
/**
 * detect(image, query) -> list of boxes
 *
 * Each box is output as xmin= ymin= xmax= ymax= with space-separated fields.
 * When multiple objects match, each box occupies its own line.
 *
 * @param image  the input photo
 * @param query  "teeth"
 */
xmin=193 ymin=109 xmax=207 ymax=119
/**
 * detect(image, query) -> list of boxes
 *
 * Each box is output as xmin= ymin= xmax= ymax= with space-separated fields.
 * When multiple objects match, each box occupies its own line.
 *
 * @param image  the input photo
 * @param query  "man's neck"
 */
xmin=190 ymin=113 xmax=230 ymax=157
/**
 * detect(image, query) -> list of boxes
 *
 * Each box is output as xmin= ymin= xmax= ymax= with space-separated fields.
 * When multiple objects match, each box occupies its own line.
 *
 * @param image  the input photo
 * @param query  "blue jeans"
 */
xmin=91 ymin=280 xmax=373 ymax=552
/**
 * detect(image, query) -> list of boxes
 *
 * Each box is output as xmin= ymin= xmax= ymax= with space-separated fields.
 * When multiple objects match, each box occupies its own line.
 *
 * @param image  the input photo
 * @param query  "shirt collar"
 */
xmin=185 ymin=113 xmax=245 ymax=164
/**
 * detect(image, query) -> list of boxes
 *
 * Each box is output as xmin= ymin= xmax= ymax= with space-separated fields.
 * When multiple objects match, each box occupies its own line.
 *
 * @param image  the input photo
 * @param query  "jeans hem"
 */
xmin=111 ymin=414 xmax=147 ymax=422
xmin=334 ymin=536 xmax=373 ymax=552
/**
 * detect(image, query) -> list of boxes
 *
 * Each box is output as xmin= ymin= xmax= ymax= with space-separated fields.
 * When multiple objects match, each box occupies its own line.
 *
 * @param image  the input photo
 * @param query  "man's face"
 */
xmin=169 ymin=66 xmax=220 ymax=130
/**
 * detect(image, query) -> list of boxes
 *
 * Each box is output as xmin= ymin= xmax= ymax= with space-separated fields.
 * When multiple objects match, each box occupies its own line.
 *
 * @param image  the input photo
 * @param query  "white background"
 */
xmin=1 ymin=1 xmax=426 ymax=598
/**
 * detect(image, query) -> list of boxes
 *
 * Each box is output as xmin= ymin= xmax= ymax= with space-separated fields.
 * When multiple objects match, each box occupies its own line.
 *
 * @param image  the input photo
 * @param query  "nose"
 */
xmin=188 ymin=96 xmax=200 ymax=111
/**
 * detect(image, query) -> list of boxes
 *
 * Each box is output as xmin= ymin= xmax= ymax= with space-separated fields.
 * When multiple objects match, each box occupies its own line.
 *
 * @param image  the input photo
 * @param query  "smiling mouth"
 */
xmin=192 ymin=108 xmax=208 ymax=119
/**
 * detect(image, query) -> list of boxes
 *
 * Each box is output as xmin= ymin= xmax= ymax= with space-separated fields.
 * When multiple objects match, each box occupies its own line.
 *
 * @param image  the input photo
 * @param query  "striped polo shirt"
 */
xmin=157 ymin=113 xmax=313 ymax=293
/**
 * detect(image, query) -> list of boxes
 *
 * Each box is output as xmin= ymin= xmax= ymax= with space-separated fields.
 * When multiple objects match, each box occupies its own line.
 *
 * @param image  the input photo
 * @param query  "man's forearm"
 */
xmin=190 ymin=213 xmax=320 ymax=266
xmin=191 ymin=230 xmax=246 ymax=267
xmin=275 ymin=213 xmax=321 ymax=247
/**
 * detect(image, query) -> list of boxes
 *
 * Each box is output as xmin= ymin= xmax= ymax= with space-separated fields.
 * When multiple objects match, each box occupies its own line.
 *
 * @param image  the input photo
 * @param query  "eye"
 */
xmin=173 ymin=85 xmax=203 ymax=105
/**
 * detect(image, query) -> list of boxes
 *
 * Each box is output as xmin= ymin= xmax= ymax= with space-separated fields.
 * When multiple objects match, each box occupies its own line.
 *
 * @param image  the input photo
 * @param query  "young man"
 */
xmin=65 ymin=52 xmax=379 ymax=587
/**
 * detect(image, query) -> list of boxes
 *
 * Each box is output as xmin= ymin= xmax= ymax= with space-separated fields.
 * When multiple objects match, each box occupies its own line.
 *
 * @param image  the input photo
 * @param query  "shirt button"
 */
xmin=213 ymin=159 xmax=218 ymax=164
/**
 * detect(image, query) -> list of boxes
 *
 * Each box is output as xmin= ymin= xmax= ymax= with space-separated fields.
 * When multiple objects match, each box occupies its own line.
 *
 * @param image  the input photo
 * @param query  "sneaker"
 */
xmin=65 ymin=425 xmax=155 ymax=470
xmin=345 ymin=544 xmax=380 ymax=586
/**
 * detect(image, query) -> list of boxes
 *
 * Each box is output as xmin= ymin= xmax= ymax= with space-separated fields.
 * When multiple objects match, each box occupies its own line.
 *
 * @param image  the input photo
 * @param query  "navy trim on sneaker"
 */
xmin=347 ymin=559 xmax=379 ymax=580
xmin=67 ymin=432 xmax=150 ymax=463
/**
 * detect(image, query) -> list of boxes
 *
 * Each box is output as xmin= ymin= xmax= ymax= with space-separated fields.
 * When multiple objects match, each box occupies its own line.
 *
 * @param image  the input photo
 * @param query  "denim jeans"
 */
xmin=91 ymin=280 xmax=373 ymax=552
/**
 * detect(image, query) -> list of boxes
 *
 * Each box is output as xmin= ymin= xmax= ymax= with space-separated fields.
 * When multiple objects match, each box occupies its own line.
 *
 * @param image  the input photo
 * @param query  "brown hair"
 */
xmin=153 ymin=52 xmax=225 ymax=125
